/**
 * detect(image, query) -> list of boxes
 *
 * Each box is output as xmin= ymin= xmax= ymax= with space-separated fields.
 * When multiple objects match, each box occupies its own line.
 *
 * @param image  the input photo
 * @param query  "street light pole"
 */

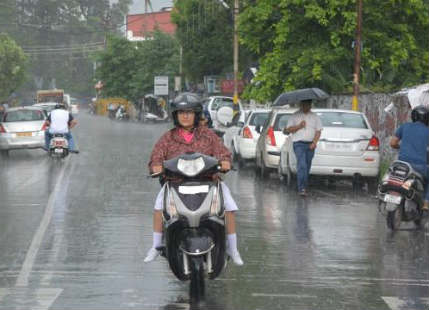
xmin=352 ymin=0 xmax=362 ymax=111
xmin=233 ymin=0 xmax=239 ymax=106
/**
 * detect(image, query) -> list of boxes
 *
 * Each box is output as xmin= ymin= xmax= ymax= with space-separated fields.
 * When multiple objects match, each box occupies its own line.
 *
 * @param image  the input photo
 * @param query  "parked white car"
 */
xmin=255 ymin=106 xmax=297 ymax=177
xmin=202 ymin=96 xmax=244 ymax=137
xmin=278 ymin=109 xmax=380 ymax=190
xmin=231 ymin=109 xmax=270 ymax=167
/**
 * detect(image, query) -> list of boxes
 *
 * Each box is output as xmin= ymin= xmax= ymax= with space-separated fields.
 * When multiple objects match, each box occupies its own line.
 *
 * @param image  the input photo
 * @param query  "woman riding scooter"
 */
xmin=144 ymin=93 xmax=243 ymax=265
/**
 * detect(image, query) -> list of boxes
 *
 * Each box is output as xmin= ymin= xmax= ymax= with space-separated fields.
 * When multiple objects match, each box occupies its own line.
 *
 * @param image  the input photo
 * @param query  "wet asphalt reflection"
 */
xmin=0 ymin=112 xmax=428 ymax=310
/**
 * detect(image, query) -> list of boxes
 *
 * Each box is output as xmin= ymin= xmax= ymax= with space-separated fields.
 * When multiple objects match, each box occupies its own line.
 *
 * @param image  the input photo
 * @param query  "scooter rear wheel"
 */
xmin=386 ymin=206 xmax=402 ymax=230
xmin=189 ymin=256 xmax=205 ymax=303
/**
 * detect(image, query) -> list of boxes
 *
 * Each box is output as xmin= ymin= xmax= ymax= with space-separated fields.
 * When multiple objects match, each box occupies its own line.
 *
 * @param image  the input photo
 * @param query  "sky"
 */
xmin=129 ymin=0 xmax=173 ymax=14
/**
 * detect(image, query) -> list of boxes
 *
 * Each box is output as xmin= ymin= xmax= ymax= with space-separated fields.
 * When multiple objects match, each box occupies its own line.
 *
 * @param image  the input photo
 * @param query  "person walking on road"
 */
xmin=285 ymin=99 xmax=322 ymax=196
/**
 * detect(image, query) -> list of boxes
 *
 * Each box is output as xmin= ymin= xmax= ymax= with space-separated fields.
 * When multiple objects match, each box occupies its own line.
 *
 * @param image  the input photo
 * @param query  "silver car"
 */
xmin=0 ymin=107 xmax=47 ymax=155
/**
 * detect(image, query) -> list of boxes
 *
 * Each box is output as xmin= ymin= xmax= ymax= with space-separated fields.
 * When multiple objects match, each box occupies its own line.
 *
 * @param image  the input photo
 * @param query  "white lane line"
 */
xmin=382 ymin=296 xmax=429 ymax=310
xmin=15 ymin=159 xmax=71 ymax=287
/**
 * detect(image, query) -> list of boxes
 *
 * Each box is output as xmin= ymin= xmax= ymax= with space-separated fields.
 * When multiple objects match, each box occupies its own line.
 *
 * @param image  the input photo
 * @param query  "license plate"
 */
xmin=326 ymin=142 xmax=352 ymax=151
xmin=54 ymin=148 xmax=63 ymax=154
xmin=17 ymin=132 xmax=32 ymax=137
xmin=383 ymin=194 xmax=402 ymax=205
xmin=179 ymin=185 xmax=209 ymax=194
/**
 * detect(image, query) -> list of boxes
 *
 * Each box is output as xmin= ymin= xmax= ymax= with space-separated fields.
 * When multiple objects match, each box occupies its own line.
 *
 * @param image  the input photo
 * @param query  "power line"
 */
xmin=22 ymin=41 xmax=104 ymax=51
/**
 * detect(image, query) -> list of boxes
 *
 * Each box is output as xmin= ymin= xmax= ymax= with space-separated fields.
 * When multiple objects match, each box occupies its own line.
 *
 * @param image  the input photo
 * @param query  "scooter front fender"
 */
xmin=179 ymin=229 xmax=214 ymax=256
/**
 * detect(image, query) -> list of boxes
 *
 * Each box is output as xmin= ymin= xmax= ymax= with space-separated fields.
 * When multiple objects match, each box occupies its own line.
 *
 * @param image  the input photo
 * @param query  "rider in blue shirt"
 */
xmin=390 ymin=105 xmax=429 ymax=211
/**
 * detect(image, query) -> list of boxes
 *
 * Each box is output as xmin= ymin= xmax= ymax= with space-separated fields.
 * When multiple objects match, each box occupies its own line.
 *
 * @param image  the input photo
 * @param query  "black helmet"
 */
xmin=411 ymin=105 xmax=429 ymax=125
xmin=171 ymin=93 xmax=202 ymax=127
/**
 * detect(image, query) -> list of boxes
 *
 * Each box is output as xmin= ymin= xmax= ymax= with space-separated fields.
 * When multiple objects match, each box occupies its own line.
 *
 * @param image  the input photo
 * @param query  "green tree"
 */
xmin=95 ymin=31 xmax=180 ymax=101
xmin=239 ymin=0 xmax=429 ymax=102
xmin=131 ymin=30 xmax=180 ymax=99
xmin=0 ymin=33 xmax=27 ymax=101
xmin=172 ymin=0 xmax=234 ymax=82
xmin=0 ymin=0 xmax=131 ymax=98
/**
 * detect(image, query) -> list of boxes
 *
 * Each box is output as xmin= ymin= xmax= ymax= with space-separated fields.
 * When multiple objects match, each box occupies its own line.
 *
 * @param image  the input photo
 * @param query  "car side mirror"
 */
xmin=255 ymin=125 xmax=261 ymax=134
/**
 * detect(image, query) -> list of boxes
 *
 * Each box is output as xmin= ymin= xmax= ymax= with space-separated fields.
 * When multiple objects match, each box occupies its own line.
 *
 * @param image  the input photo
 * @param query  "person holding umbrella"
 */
xmin=284 ymin=99 xmax=322 ymax=196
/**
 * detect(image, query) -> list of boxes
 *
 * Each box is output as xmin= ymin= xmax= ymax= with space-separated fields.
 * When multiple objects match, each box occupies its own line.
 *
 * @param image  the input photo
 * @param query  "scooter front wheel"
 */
xmin=189 ymin=256 xmax=205 ymax=303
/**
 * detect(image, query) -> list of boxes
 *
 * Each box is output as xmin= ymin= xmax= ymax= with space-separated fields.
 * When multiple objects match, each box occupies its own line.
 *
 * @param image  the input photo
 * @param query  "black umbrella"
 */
xmin=272 ymin=88 xmax=329 ymax=106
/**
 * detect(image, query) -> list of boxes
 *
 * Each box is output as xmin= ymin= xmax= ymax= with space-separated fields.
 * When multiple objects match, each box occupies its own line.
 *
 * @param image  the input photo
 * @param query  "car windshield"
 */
xmin=273 ymin=113 xmax=291 ymax=131
xmin=249 ymin=112 xmax=269 ymax=127
xmin=41 ymin=105 xmax=56 ymax=112
xmin=211 ymin=98 xmax=234 ymax=110
xmin=4 ymin=110 xmax=45 ymax=122
xmin=317 ymin=112 xmax=368 ymax=129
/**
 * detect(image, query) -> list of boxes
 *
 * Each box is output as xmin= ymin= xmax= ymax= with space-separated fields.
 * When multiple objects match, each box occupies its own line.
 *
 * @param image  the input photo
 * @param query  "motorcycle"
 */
xmin=152 ymin=153 xmax=227 ymax=302
xmin=49 ymin=133 xmax=69 ymax=159
xmin=115 ymin=106 xmax=129 ymax=121
xmin=378 ymin=160 xmax=426 ymax=230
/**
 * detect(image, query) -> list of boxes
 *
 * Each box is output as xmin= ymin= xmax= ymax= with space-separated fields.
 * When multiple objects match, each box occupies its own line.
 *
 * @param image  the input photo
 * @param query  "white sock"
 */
xmin=227 ymin=233 xmax=238 ymax=253
xmin=153 ymin=232 xmax=163 ymax=249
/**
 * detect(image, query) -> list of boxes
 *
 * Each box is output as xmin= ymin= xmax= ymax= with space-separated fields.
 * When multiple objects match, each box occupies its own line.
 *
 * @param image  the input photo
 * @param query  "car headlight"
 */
xmin=177 ymin=157 xmax=205 ymax=177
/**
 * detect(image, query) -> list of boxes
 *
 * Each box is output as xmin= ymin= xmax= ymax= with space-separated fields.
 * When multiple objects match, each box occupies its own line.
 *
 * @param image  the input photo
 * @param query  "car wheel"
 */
xmin=237 ymin=154 xmax=244 ymax=168
xmin=366 ymin=177 xmax=378 ymax=195
xmin=259 ymin=154 xmax=269 ymax=178
xmin=285 ymin=160 xmax=294 ymax=187
xmin=278 ymin=164 xmax=285 ymax=182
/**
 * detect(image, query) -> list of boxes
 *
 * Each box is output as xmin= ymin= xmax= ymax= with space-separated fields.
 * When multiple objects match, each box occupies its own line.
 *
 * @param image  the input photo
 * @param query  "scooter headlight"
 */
xmin=177 ymin=157 xmax=205 ymax=177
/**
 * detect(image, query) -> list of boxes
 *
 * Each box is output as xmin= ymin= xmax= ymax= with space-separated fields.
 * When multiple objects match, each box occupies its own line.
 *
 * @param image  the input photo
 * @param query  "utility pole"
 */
xmin=352 ymin=0 xmax=362 ymax=111
xmin=233 ymin=0 xmax=239 ymax=106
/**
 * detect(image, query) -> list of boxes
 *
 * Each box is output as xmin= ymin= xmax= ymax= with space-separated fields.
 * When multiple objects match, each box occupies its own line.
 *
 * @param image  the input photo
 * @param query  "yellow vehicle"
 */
xmin=95 ymin=98 xmax=131 ymax=116
xmin=36 ymin=89 xmax=64 ymax=104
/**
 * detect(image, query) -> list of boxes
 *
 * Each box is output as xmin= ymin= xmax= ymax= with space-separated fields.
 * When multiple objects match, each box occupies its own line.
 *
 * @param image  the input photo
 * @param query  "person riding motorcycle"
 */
xmin=390 ymin=105 xmax=429 ymax=212
xmin=45 ymin=103 xmax=79 ymax=153
xmin=144 ymin=94 xmax=244 ymax=265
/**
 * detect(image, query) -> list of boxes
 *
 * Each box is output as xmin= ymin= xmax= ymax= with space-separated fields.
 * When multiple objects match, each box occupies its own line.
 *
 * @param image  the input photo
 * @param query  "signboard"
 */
xmin=221 ymin=79 xmax=245 ymax=95
xmin=154 ymin=76 xmax=169 ymax=96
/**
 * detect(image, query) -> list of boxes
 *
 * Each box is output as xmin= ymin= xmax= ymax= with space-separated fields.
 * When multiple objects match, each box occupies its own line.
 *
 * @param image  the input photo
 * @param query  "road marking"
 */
xmin=15 ymin=159 xmax=71 ymax=287
xmin=383 ymin=296 xmax=429 ymax=310
xmin=0 ymin=288 xmax=63 ymax=310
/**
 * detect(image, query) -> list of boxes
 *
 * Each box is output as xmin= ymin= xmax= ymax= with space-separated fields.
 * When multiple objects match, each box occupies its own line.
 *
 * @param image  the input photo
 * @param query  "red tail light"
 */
xmin=0 ymin=124 xmax=6 ymax=133
xmin=367 ymin=136 xmax=379 ymax=151
xmin=266 ymin=126 xmax=276 ymax=146
xmin=242 ymin=126 xmax=253 ymax=139
xmin=41 ymin=121 xmax=48 ymax=131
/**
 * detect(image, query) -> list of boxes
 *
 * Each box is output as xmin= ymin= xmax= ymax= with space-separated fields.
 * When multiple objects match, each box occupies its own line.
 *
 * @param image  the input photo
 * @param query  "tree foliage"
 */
xmin=95 ymin=31 xmax=180 ymax=101
xmin=0 ymin=33 xmax=27 ymax=101
xmin=239 ymin=0 xmax=429 ymax=101
xmin=0 ymin=0 xmax=131 ymax=98
xmin=172 ymin=0 xmax=234 ymax=82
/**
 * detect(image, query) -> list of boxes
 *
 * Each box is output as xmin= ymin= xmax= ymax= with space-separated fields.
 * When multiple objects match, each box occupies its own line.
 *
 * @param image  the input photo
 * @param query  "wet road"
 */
xmin=0 ymin=112 xmax=428 ymax=310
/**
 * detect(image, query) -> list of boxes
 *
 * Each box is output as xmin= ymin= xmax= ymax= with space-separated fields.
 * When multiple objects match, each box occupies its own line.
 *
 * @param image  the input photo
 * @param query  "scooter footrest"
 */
xmin=156 ymin=245 xmax=166 ymax=257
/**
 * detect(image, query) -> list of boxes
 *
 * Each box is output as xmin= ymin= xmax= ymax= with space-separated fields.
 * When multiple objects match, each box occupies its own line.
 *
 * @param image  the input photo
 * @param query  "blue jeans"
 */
xmin=293 ymin=141 xmax=315 ymax=192
xmin=408 ymin=163 xmax=429 ymax=202
xmin=45 ymin=131 xmax=76 ymax=151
